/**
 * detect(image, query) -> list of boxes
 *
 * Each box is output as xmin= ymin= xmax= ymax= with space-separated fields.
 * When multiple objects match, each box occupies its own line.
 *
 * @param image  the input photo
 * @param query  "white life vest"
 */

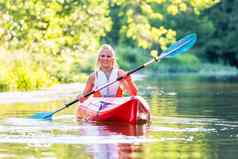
xmin=94 ymin=68 xmax=120 ymax=97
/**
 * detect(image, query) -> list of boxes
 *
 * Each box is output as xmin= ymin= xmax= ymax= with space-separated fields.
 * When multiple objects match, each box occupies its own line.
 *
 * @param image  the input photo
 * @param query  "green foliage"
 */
xmin=0 ymin=49 xmax=56 ymax=91
xmin=6 ymin=62 xmax=53 ymax=90
xmin=107 ymin=0 xmax=219 ymax=49
xmin=0 ymin=0 xmax=111 ymax=90
xmin=116 ymin=45 xmax=149 ymax=70
xmin=43 ymin=52 xmax=94 ymax=83
xmin=0 ymin=0 xmax=111 ymax=54
xmin=0 ymin=0 xmax=221 ymax=90
xmin=202 ymin=0 xmax=238 ymax=67
xmin=0 ymin=0 xmax=218 ymax=52
xmin=170 ymin=1 xmax=238 ymax=68
xmin=116 ymin=46 xmax=202 ymax=74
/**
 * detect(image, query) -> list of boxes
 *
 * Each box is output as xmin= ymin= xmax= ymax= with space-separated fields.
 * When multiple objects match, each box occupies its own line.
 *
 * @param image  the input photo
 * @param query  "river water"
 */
xmin=0 ymin=74 xmax=238 ymax=159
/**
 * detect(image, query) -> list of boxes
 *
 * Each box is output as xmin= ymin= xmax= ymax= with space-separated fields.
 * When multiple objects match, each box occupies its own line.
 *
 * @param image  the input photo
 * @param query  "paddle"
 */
xmin=31 ymin=33 xmax=197 ymax=120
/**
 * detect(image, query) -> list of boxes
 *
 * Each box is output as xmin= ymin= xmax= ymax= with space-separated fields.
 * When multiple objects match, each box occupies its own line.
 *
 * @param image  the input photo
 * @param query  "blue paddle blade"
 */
xmin=159 ymin=33 xmax=197 ymax=59
xmin=31 ymin=112 xmax=53 ymax=120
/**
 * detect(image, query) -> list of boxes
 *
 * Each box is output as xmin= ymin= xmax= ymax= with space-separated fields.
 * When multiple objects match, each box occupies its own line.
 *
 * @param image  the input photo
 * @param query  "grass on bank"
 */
xmin=0 ymin=48 xmax=94 ymax=91
xmin=0 ymin=50 xmax=56 ymax=91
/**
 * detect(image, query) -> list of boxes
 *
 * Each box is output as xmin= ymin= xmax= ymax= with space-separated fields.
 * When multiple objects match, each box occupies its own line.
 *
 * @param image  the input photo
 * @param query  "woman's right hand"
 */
xmin=78 ymin=95 xmax=87 ymax=103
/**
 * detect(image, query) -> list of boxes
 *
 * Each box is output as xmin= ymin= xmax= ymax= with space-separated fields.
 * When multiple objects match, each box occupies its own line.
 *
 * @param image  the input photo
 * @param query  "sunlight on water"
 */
xmin=0 ymin=75 xmax=238 ymax=158
xmin=151 ymin=126 xmax=215 ymax=132
xmin=0 ymin=116 xmax=155 ymax=145
xmin=0 ymin=135 xmax=155 ymax=145
xmin=1 ymin=116 xmax=237 ymax=146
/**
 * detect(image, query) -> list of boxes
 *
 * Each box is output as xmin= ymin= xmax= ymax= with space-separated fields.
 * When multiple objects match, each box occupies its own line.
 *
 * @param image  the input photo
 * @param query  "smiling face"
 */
xmin=97 ymin=46 xmax=116 ymax=70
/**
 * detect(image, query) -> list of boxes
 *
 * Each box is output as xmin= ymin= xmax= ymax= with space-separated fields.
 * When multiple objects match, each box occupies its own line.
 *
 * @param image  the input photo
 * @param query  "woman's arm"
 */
xmin=118 ymin=69 xmax=138 ymax=96
xmin=78 ymin=73 xmax=95 ymax=102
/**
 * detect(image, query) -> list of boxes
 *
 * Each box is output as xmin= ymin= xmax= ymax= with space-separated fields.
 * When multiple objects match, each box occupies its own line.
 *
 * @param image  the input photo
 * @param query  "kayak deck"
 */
xmin=76 ymin=96 xmax=150 ymax=124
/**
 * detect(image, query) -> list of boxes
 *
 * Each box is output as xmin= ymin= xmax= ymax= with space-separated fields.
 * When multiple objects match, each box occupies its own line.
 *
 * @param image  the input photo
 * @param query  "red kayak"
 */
xmin=76 ymin=96 xmax=150 ymax=124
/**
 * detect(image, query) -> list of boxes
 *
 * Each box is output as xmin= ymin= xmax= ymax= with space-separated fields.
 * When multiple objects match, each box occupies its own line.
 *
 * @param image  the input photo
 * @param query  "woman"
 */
xmin=78 ymin=44 xmax=137 ymax=103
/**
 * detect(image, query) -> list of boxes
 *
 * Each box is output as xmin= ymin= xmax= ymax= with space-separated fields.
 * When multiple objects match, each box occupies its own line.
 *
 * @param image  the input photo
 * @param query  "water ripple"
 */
xmin=0 ymin=135 xmax=155 ymax=144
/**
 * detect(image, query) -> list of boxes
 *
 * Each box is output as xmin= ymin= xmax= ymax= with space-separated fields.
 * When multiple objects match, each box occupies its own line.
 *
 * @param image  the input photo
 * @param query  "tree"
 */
xmin=107 ymin=0 xmax=219 ymax=50
xmin=0 ymin=0 xmax=219 ymax=89
xmin=0 ymin=0 xmax=112 ymax=84
xmin=0 ymin=0 xmax=220 ymax=53
xmin=0 ymin=0 xmax=111 ymax=54
xmin=203 ymin=0 xmax=238 ymax=67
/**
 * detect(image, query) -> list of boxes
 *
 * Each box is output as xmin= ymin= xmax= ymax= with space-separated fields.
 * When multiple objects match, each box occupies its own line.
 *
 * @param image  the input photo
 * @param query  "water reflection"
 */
xmin=79 ymin=123 xmax=149 ymax=159
xmin=0 ymin=117 xmax=151 ymax=158
xmin=0 ymin=74 xmax=238 ymax=158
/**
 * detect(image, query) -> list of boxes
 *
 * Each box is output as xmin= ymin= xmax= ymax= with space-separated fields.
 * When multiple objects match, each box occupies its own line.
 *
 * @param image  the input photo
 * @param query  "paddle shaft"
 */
xmin=35 ymin=33 xmax=197 ymax=119
xmin=48 ymin=57 xmax=159 ymax=117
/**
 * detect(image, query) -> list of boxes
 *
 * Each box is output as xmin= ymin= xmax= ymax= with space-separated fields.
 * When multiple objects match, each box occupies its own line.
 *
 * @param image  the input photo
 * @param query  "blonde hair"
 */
xmin=96 ymin=44 xmax=118 ymax=69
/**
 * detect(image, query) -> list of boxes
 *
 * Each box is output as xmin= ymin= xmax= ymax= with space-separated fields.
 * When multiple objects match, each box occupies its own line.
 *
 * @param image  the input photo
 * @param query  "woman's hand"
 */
xmin=78 ymin=95 xmax=87 ymax=103
xmin=118 ymin=69 xmax=138 ymax=96
xmin=119 ymin=70 xmax=130 ymax=81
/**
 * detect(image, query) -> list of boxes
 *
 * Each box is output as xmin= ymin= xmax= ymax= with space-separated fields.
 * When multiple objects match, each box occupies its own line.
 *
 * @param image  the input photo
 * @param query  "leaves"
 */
xmin=111 ymin=0 xmax=219 ymax=50
xmin=0 ymin=0 xmax=219 ymax=53
xmin=0 ymin=0 xmax=111 ymax=55
xmin=0 ymin=0 xmax=220 ymax=90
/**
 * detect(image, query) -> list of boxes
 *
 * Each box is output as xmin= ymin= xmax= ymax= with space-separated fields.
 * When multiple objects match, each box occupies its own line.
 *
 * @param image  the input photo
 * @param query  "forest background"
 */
xmin=0 ymin=0 xmax=237 ymax=91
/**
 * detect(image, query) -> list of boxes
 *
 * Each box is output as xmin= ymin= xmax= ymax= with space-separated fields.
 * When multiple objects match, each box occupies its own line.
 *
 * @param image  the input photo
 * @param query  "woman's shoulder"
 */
xmin=88 ymin=72 xmax=96 ymax=81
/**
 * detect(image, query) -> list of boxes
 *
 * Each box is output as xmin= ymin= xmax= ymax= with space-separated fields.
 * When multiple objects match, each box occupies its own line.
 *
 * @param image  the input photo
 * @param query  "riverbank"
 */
xmin=0 ymin=83 xmax=84 ymax=104
xmin=0 ymin=74 xmax=145 ymax=104
xmin=1 ymin=70 xmax=237 ymax=104
xmin=151 ymin=63 xmax=238 ymax=76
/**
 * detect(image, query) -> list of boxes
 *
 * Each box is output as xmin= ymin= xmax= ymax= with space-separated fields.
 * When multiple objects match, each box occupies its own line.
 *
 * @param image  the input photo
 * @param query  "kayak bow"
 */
xmin=76 ymin=96 xmax=150 ymax=124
